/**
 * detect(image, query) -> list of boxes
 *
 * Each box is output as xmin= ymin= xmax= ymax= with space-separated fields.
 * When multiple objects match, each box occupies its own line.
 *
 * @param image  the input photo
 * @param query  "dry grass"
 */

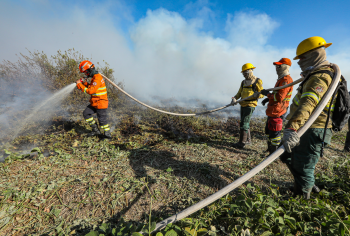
xmin=0 ymin=106 xmax=349 ymax=235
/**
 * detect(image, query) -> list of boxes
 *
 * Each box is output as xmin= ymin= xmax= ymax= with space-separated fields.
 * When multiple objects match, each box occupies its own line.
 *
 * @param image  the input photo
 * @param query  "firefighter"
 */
xmin=260 ymin=58 xmax=293 ymax=155
xmin=76 ymin=60 xmax=112 ymax=139
xmin=231 ymin=63 xmax=264 ymax=148
xmin=280 ymin=36 xmax=335 ymax=199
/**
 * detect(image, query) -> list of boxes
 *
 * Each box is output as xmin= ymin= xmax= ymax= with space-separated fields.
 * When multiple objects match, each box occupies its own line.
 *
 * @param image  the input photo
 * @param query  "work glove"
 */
xmin=260 ymin=89 xmax=270 ymax=96
xmin=252 ymin=92 xmax=260 ymax=98
xmin=283 ymin=128 xmax=300 ymax=153
xmin=261 ymin=98 xmax=269 ymax=106
xmin=231 ymin=97 xmax=237 ymax=106
xmin=76 ymin=78 xmax=83 ymax=84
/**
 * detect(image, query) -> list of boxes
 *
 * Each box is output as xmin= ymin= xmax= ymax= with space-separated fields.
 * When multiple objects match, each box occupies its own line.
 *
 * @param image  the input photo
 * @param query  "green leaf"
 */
xmin=165 ymin=229 xmax=178 ymax=236
xmin=131 ymin=233 xmax=143 ymax=236
xmin=197 ymin=228 xmax=208 ymax=236
xmin=339 ymin=223 xmax=345 ymax=236
xmin=4 ymin=149 xmax=11 ymax=155
xmin=31 ymin=147 xmax=41 ymax=153
xmin=166 ymin=167 xmax=173 ymax=172
xmin=150 ymin=222 xmax=156 ymax=232
xmin=100 ymin=223 xmax=109 ymax=232
xmin=156 ymin=233 xmax=164 ymax=236
xmin=343 ymin=220 xmax=350 ymax=226
xmin=86 ymin=231 xmax=99 ymax=236
xmin=260 ymin=231 xmax=273 ymax=236
xmin=285 ymin=219 xmax=296 ymax=231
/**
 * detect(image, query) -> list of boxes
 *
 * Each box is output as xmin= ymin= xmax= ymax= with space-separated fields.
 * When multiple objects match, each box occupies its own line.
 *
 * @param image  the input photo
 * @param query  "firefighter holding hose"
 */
xmin=260 ymin=58 xmax=293 ymax=155
xmin=76 ymin=60 xmax=112 ymax=139
xmin=231 ymin=63 xmax=264 ymax=148
xmin=281 ymin=36 xmax=336 ymax=199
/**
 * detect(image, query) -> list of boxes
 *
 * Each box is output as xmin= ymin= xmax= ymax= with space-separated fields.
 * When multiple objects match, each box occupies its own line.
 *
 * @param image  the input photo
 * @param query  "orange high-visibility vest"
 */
xmin=77 ymin=73 xmax=108 ymax=109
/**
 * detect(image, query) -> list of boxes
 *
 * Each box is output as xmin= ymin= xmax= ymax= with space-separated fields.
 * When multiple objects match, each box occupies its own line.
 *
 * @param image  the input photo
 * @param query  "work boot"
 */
xmin=344 ymin=132 xmax=350 ymax=152
xmin=312 ymin=185 xmax=320 ymax=193
xmin=233 ymin=130 xmax=246 ymax=149
xmin=103 ymin=130 xmax=112 ymax=139
xmin=289 ymin=183 xmax=319 ymax=196
xmin=261 ymin=141 xmax=278 ymax=158
xmin=87 ymin=124 xmax=101 ymax=137
xmin=245 ymin=129 xmax=251 ymax=145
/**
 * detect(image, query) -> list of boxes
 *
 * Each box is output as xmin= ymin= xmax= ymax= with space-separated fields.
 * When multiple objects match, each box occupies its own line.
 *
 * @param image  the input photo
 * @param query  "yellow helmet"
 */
xmin=241 ymin=63 xmax=256 ymax=72
xmin=294 ymin=36 xmax=332 ymax=60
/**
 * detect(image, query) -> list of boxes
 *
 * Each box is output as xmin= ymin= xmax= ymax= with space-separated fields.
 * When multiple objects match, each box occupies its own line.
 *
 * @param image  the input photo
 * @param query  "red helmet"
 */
xmin=79 ymin=60 xmax=94 ymax=73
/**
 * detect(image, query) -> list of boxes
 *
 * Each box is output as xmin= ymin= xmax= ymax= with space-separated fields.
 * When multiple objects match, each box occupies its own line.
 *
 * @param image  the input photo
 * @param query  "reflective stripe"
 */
xmin=84 ymin=88 xmax=87 ymax=93
xmin=92 ymin=91 xmax=107 ymax=96
xmin=283 ymin=98 xmax=291 ymax=101
xmin=293 ymin=96 xmax=299 ymax=106
xmin=101 ymin=124 xmax=110 ymax=131
xmin=270 ymin=136 xmax=282 ymax=146
xmin=301 ymin=92 xmax=320 ymax=104
xmin=274 ymin=93 xmax=277 ymax=102
xmin=86 ymin=117 xmax=94 ymax=122
xmin=97 ymin=87 xmax=106 ymax=90
xmin=324 ymin=104 xmax=335 ymax=112
xmin=287 ymin=92 xmax=292 ymax=95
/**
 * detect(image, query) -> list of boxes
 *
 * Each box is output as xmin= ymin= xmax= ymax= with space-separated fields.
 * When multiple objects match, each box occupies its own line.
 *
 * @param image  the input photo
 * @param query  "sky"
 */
xmin=1 ymin=0 xmax=350 ymax=107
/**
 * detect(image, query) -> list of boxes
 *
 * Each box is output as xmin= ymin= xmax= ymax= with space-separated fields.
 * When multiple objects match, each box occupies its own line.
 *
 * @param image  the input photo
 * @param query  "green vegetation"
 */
xmin=0 ymin=111 xmax=350 ymax=235
xmin=0 ymin=50 xmax=349 ymax=235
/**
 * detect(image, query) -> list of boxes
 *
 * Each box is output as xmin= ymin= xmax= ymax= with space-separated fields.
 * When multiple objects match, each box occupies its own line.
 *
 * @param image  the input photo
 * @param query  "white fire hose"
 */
xmin=142 ymin=64 xmax=340 ymax=234
xmin=101 ymin=75 xmax=303 ymax=116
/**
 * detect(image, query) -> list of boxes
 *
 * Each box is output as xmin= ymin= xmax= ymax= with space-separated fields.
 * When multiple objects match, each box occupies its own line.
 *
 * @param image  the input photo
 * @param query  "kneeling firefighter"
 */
xmin=280 ymin=36 xmax=338 ymax=199
xmin=261 ymin=58 xmax=293 ymax=155
xmin=76 ymin=60 xmax=112 ymax=139
xmin=231 ymin=63 xmax=264 ymax=148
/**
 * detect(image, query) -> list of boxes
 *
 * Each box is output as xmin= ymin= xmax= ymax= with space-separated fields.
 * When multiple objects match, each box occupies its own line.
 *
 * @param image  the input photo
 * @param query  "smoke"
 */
xmin=1 ymin=0 xmax=349 ymax=111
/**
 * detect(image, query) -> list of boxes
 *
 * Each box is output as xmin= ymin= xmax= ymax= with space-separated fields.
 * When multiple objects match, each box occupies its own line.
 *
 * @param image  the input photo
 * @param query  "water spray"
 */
xmin=10 ymin=83 xmax=76 ymax=138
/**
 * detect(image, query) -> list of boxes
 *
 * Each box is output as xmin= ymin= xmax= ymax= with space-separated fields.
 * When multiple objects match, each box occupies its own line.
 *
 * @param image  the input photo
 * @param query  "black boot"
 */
xmin=312 ymin=185 xmax=320 ymax=193
xmin=344 ymin=132 xmax=350 ymax=152
xmin=104 ymin=130 xmax=112 ymax=139
xmin=268 ymin=142 xmax=278 ymax=156
xmin=233 ymin=130 xmax=246 ymax=149
xmin=87 ymin=124 xmax=101 ymax=137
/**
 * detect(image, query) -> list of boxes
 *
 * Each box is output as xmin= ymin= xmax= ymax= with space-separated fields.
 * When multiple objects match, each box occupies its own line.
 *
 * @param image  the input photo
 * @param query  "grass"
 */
xmin=0 ymin=105 xmax=350 ymax=236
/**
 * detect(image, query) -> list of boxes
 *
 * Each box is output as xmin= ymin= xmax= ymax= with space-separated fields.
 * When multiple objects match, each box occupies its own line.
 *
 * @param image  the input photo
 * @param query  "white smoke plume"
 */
xmin=1 ymin=0 xmax=349 ymax=109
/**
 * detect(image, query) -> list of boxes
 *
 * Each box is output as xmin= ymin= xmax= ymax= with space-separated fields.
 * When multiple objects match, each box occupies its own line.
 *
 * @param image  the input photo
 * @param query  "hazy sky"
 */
xmin=1 ymin=0 xmax=350 ymax=106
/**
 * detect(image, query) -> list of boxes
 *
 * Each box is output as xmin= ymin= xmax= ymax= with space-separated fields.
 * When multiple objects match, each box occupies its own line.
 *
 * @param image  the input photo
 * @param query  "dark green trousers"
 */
xmin=240 ymin=106 xmax=255 ymax=131
xmin=280 ymin=128 xmax=332 ymax=194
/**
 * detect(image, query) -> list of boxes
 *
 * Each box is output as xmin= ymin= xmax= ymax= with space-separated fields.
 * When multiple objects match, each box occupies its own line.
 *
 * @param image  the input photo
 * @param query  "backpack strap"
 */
xmin=300 ymin=70 xmax=334 ymax=92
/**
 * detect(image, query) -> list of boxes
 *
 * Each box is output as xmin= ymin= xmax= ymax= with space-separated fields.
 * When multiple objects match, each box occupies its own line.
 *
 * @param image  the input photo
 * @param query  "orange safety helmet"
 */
xmin=79 ymin=60 xmax=95 ymax=73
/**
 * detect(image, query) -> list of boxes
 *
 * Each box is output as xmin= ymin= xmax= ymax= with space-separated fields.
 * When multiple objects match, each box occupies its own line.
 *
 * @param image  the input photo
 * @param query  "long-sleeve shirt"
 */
xmin=286 ymin=67 xmax=335 ymax=130
xmin=266 ymin=75 xmax=293 ymax=117
xmin=76 ymin=73 xmax=108 ymax=109
xmin=234 ymin=78 xmax=264 ymax=107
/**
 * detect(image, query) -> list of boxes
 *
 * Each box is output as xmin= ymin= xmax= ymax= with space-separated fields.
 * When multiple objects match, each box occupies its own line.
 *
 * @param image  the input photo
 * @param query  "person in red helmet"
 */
xmin=76 ymin=60 xmax=111 ymax=139
xmin=260 ymin=58 xmax=293 ymax=155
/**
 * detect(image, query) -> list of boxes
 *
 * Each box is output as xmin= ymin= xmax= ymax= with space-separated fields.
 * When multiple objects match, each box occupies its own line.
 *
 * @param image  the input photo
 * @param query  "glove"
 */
xmin=260 ymin=89 xmax=270 ymax=96
xmin=231 ymin=97 xmax=237 ymax=105
xmin=252 ymin=92 xmax=260 ymax=98
xmin=261 ymin=98 xmax=269 ymax=106
xmin=283 ymin=128 xmax=300 ymax=153
xmin=76 ymin=78 xmax=83 ymax=84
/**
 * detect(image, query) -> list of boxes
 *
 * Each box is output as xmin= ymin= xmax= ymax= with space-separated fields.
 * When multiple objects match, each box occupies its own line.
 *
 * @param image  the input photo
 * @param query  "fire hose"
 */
xmin=140 ymin=64 xmax=340 ymax=234
xmin=101 ymin=75 xmax=303 ymax=116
